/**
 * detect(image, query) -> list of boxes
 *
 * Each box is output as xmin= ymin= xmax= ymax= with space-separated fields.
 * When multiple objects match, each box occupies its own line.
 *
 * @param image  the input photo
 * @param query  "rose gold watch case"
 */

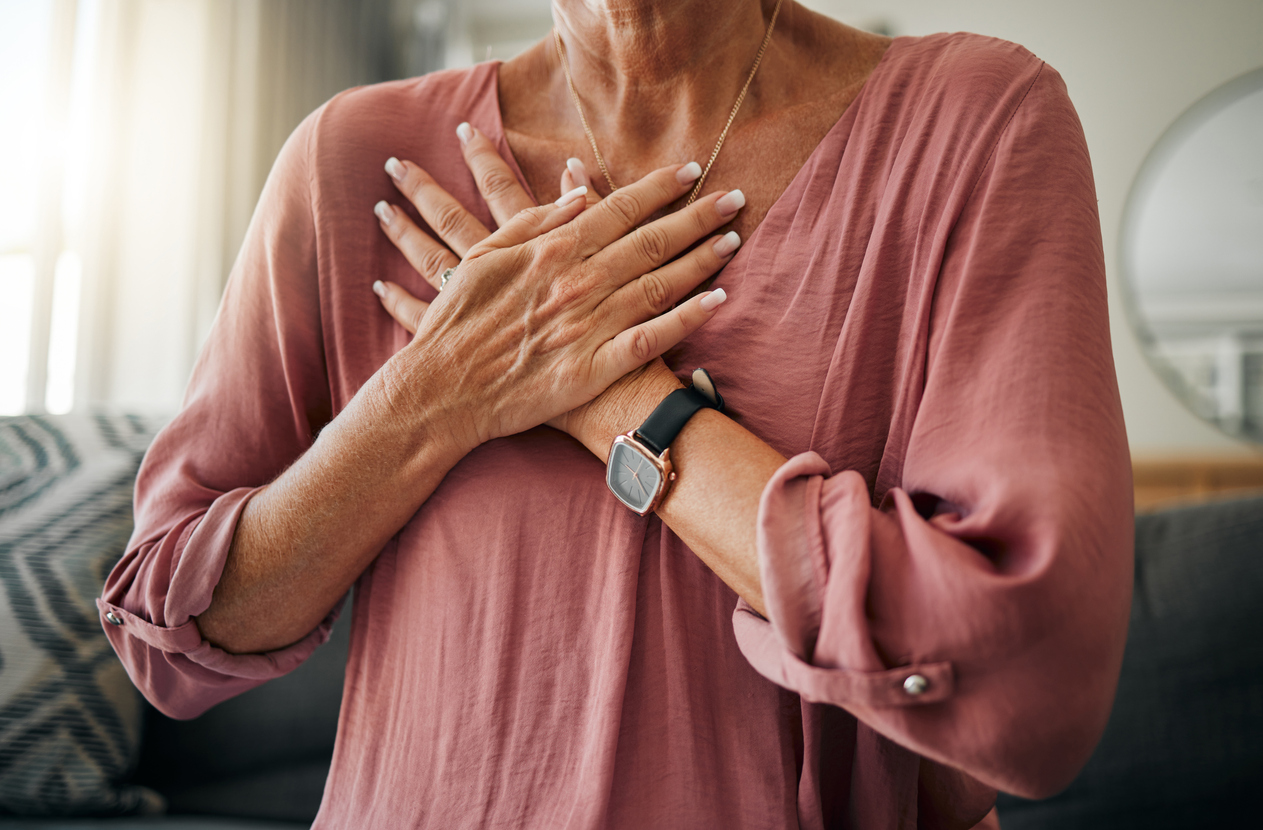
xmin=608 ymin=431 xmax=677 ymax=516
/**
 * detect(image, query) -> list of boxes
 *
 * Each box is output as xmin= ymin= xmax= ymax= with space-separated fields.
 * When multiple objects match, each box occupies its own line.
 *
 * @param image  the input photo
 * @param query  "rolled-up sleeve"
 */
xmin=734 ymin=64 xmax=1133 ymax=800
xmin=100 ymin=107 xmax=339 ymax=720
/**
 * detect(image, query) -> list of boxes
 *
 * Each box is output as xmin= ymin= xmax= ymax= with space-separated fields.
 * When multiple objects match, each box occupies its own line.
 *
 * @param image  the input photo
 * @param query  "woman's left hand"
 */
xmin=373 ymin=126 xmax=717 ymax=454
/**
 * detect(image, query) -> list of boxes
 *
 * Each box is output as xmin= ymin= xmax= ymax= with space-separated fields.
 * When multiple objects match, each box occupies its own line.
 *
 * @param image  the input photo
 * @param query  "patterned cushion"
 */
xmin=0 ymin=414 xmax=165 ymax=816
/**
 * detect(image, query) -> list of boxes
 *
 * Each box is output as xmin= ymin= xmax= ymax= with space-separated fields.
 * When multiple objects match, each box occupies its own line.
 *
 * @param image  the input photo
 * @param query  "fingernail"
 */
xmin=715 ymin=189 xmax=745 ymax=218
xmin=374 ymin=201 xmax=395 ymax=224
xmin=372 ymin=280 xmax=386 ymax=298
xmin=566 ymin=157 xmax=590 ymax=187
xmin=677 ymin=162 xmax=702 ymax=185
xmin=456 ymin=122 xmax=473 ymax=145
xmin=713 ymin=231 xmax=741 ymax=257
xmin=385 ymin=157 xmax=405 ymax=182
xmin=700 ymin=288 xmax=728 ymax=312
xmin=556 ymin=185 xmax=588 ymax=206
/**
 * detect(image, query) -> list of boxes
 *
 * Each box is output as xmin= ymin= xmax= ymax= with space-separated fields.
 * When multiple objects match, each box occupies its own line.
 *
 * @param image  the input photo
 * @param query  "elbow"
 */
xmin=923 ymin=633 xmax=1126 ymax=801
xmin=112 ymin=636 xmax=217 ymax=720
xmin=104 ymin=621 xmax=244 ymax=721
xmin=142 ymin=683 xmax=216 ymax=722
xmin=949 ymin=711 xmax=1107 ymax=801
xmin=999 ymin=755 xmax=1086 ymax=801
xmin=979 ymin=672 xmax=1119 ymax=800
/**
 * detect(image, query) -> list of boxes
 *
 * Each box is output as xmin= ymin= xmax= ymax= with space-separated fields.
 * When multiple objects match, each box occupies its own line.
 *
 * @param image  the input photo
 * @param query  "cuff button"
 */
xmin=903 ymin=674 xmax=928 ymax=696
xmin=104 ymin=611 xmax=124 ymax=626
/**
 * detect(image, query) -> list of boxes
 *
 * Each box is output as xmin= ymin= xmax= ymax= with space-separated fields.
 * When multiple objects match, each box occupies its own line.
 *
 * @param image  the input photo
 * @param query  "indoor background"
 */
xmin=2 ymin=0 xmax=1262 ymax=464
xmin=2 ymin=2 xmax=1261 ymax=826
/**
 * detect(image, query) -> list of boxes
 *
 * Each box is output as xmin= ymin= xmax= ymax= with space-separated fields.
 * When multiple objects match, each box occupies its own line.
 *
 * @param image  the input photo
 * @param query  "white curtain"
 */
xmin=64 ymin=0 xmax=393 ymax=413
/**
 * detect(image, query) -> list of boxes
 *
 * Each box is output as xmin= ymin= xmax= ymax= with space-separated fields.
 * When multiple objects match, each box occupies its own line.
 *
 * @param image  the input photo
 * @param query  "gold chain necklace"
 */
xmin=552 ymin=0 xmax=783 ymax=206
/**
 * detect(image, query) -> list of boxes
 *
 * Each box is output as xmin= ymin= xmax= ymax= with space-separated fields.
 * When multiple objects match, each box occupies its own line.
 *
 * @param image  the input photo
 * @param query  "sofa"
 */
xmin=1 ymin=413 xmax=1260 ymax=828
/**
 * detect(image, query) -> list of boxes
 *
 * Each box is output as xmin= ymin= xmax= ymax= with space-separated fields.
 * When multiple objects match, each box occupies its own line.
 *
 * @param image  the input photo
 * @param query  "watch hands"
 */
xmin=621 ymin=461 xmax=649 ymax=498
xmin=631 ymin=462 xmax=650 ymax=497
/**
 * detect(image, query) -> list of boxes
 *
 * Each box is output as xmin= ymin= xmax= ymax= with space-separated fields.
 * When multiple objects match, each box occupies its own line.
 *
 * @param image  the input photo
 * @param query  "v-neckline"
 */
xmin=483 ymin=36 xmax=907 ymax=267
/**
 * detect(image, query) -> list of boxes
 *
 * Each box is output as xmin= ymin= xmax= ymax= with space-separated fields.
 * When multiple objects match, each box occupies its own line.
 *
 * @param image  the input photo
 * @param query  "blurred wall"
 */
xmin=799 ymin=0 xmax=1263 ymax=454
xmin=85 ymin=0 xmax=1263 ymax=456
xmin=450 ymin=0 xmax=1263 ymax=454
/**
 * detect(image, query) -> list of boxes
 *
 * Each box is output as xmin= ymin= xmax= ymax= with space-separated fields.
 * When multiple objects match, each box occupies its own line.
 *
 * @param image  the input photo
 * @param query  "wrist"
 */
xmin=579 ymin=363 xmax=684 ymax=463
xmin=377 ymin=343 xmax=482 ymax=461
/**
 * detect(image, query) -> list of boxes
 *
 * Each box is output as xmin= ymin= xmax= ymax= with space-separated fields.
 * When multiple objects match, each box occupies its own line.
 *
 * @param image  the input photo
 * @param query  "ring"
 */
xmin=438 ymin=267 xmax=457 ymax=292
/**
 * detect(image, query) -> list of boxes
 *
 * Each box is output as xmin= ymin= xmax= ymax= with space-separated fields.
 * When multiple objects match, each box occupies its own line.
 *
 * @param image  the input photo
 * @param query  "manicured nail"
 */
xmin=566 ymin=157 xmax=590 ymax=187
xmin=715 ymin=189 xmax=745 ymax=218
xmin=456 ymin=122 xmax=473 ymax=145
xmin=677 ymin=162 xmax=702 ymax=185
xmin=556 ymin=185 xmax=588 ymax=206
xmin=700 ymin=288 xmax=728 ymax=312
xmin=374 ymin=200 xmax=395 ymax=224
xmin=372 ymin=280 xmax=386 ymax=298
xmin=385 ymin=157 xmax=405 ymax=182
xmin=713 ymin=231 xmax=741 ymax=257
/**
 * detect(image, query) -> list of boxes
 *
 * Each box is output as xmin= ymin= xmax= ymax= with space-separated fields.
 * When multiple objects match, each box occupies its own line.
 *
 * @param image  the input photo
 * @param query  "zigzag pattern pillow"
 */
xmin=0 ymin=413 xmax=165 ymax=816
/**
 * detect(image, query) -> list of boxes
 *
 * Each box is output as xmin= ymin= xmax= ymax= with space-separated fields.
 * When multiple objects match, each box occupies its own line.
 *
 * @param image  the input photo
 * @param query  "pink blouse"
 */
xmin=99 ymin=33 xmax=1133 ymax=829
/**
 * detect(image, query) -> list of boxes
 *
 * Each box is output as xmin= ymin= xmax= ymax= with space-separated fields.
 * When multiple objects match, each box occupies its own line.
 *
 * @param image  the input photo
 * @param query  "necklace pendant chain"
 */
xmin=553 ymin=0 xmax=783 ymax=206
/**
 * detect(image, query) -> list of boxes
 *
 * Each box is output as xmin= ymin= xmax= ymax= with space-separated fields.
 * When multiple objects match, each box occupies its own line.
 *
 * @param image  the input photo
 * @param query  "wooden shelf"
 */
xmin=1132 ymin=456 xmax=1263 ymax=512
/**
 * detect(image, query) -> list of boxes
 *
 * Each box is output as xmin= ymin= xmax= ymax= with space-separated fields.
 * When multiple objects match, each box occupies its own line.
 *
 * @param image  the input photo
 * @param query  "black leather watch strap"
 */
xmin=635 ymin=383 xmax=721 ymax=456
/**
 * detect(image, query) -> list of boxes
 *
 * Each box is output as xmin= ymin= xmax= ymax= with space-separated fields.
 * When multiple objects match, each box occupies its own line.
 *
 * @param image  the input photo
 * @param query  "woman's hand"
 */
xmin=373 ymin=124 xmax=744 ymax=453
xmin=373 ymin=123 xmax=601 ymax=324
xmin=368 ymin=126 xmax=772 ymax=622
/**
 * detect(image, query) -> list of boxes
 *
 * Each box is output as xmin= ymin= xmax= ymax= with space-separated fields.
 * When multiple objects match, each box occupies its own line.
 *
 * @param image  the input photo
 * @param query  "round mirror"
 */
xmin=1121 ymin=67 xmax=1263 ymax=443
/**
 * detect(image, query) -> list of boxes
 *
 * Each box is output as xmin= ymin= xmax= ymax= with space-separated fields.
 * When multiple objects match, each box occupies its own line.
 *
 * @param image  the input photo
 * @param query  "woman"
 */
xmin=99 ymin=1 xmax=1133 ymax=827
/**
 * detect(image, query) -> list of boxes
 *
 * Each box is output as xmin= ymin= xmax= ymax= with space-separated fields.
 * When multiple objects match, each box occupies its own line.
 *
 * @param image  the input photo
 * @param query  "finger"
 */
xmin=386 ymin=157 xmax=490 ymax=258
xmin=559 ymin=171 xmax=600 ymax=211
xmin=471 ymin=185 xmax=589 ymax=255
xmin=457 ymin=122 xmax=536 ymax=226
xmin=563 ymin=158 xmax=602 ymax=207
xmin=375 ymin=200 xmax=460 ymax=290
xmin=601 ymin=231 xmax=741 ymax=330
xmin=372 ymin=279 xmax=431 ymax=335
xmin=565 ymin=157 xmax=592 ymax=191
xmin=590 ymin=187 xmax=743 ymax=287
xmin=571 ymin=161 xmax=702 ymax=256
xmin=595 ymin=288 xmax=729 ymax=381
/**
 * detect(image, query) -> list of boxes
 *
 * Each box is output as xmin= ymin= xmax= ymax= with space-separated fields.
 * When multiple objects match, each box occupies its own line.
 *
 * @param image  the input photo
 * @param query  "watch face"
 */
xmin=607 ymin=440 xmax=663 ymax=514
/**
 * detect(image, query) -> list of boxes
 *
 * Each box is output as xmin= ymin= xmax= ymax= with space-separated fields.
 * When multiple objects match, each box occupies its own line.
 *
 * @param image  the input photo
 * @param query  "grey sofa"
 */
xmin=3 ymin=559 xmax=349 ymax=829
xmin=0 ymin=413 xmax=342 ymax=829
xmin=2 ymin=413 xmax=1261 ymax=828
xmin=997 ymin=492 xmax=1263 ymax=828
xmin=120 ymin=595 xmax=351 ymax=829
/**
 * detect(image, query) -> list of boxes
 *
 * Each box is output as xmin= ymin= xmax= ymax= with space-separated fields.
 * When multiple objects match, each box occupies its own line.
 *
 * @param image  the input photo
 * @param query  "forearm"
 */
xmin=198 ymin=353 xmax=471 ymax=654
xmin=574 ymin=364 xmax=784 ymax=617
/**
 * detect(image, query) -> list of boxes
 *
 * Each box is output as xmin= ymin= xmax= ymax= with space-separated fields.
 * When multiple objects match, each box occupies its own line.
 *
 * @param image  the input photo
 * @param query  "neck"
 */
xmin=549 ymin=0 xmax=786 ymax=173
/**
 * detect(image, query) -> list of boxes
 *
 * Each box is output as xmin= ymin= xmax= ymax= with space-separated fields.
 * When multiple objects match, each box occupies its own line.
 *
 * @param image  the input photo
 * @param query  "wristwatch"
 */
xmin=606 ymin=368 xmax=724 ymax=516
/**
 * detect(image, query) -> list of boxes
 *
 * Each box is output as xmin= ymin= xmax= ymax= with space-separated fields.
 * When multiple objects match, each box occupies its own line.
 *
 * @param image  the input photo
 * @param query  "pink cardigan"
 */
xmin=100 ymin=33 xmax=1132 ymax=829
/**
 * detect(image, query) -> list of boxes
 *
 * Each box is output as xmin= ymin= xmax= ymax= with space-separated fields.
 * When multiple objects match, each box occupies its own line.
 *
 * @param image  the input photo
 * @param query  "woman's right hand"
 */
xmin=375 ymin=143 xmax=742 ymax=454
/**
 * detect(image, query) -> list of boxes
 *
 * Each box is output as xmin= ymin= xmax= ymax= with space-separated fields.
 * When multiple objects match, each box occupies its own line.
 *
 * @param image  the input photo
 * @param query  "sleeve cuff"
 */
xmin=755 ymin=452 xmax=833 ymax=661
xmin=100 ymin=485 xmax=341 ymax=682
xmin=96 ymin=595 xmax=342 ymax=681
xmin=737 ymin=452 xmax=954 ymax=708
xmin=733 ymin=602 xmax=954 ymax=706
